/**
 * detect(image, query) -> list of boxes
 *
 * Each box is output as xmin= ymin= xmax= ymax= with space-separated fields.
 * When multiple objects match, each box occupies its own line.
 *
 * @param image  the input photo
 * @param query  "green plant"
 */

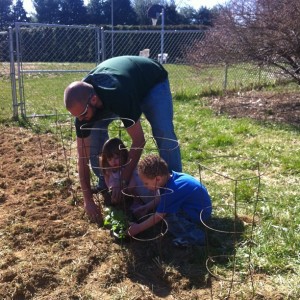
xmin=103 ymin=207 xmax=129 ymax=240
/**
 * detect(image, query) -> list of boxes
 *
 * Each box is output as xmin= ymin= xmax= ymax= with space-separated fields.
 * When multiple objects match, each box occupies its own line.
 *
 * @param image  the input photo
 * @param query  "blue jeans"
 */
xmin=165 ymin=212 xmax=206 ymax=245
xmin=89 ymin=115 xmax=116 ymax=188
xmin=90 ymin=79 xmax=182 ymax=186
xmin=141 ymin=79 xmax=182 ymax=172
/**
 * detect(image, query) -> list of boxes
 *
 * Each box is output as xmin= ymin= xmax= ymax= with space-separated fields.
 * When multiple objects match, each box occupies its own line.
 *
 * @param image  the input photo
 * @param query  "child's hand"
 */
xmin=110 ymin=186 xmax=122 ymax=204
xmin=127 ymin=222 xmax=140 ymax=237
xmin=132 ymin=205 xmax=148 ymax=219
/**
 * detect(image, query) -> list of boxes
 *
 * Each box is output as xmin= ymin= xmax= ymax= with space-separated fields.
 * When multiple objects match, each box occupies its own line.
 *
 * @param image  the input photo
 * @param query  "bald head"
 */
xmin=64 ymin=81 xmax=94 ymax=110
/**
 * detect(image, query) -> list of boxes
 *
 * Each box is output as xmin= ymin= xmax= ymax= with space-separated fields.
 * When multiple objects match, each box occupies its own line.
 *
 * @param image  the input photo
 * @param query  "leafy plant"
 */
xmin=103 ymin=207 xmax=129 ymax=240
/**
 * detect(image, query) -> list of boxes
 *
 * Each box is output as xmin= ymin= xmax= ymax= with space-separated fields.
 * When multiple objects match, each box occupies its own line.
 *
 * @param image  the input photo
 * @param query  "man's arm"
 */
xmin=123 ymin=119 xmax=145 ymax=181
xmin=111 ymin=120 xmax=145 ymax=202
xmin=77 ymin=136 xmax=103 ymax=224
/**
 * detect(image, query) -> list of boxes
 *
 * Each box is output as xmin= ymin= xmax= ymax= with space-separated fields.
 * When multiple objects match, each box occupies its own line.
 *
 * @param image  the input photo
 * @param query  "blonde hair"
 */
xmin=138 ymin=154 xmax=169 ymax=179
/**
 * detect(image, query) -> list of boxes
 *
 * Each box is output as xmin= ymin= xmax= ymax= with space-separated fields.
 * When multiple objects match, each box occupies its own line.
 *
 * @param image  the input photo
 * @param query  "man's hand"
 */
xmin=77 ymin=136 xmax=103 ymax=224
xmin=84 ymin=199 xmax=103 ymax=225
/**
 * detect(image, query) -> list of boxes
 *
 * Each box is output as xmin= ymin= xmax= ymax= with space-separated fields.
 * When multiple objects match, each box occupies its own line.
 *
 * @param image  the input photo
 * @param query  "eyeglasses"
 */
xmin=75 ymin=92 xmax=94 ymax=118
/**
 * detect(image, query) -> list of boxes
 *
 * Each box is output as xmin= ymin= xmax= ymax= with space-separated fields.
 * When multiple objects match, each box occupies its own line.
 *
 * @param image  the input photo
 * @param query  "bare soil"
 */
xmin=210 ymin=91 xmax=300 ymax=127
xmin=0 ymin=91 xmax=298 ymax=299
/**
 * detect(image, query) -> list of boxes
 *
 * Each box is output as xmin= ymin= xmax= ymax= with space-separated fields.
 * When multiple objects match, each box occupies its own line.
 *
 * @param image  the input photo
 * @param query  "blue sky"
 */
xmin=179 ymin=0 xmax=226 ymax=10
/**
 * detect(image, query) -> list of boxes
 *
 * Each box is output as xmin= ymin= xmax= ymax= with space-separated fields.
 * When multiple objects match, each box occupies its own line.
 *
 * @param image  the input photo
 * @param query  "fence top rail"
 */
xmin=21 ymin=70 xmax=90 ymax=74
xmin=15 ymin=22 xmax=99 ymax=30
xmin=14 ymin=22 xmax=204 ymax=34
xmin=104 ymin=29 xmax=205 ymax=34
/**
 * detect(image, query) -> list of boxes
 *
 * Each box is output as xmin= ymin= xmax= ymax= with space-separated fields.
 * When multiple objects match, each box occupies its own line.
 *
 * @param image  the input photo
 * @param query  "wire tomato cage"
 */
xmin=197 ymin=155 xmax=267 ymax=298
xmin=125 ymin=186 xmax=173 ymax=242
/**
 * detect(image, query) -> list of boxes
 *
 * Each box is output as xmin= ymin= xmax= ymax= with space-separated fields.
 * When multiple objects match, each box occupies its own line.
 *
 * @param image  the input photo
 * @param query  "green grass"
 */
xmin=1 ymin=63 xmax=300 ymax=298
xmin=165 ymin=62 xmax=280 ymax=97
xmin=171 ymin=94 xmax=299 ymax=295
xmin=0 ymin=62 xmax=295 ymax=121
xmin=174 ymin=99 xmax=299 ymax=282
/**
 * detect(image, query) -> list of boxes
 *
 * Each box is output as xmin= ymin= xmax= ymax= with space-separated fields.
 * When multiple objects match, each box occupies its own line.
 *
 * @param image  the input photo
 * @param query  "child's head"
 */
xmin=100 ymin=138 xmax=128 ymax=171
xmin=137 ymin=154 xmax=169 ymax=190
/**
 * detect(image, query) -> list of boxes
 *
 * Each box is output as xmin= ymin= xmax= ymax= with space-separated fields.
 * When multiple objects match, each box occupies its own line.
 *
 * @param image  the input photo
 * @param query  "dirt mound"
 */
xmin=0 ymin=126 xmax=211 ymax=299
xmin=210 ymin=91 xmax=300 ymax=127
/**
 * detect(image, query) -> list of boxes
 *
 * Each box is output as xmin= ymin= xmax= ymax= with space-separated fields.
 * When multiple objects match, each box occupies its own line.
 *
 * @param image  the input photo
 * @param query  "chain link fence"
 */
xmin=0 ymin=30 xmax=13 ymax=120
xmin=0 ymin=22 xmax=278 ymax=120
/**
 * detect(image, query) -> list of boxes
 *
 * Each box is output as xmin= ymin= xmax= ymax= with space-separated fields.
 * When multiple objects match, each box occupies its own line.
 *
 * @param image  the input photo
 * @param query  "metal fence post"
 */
xmin=15 ymin=23 xmax=26 ymax=117
xmin=96 ymin=27 xmax=101 ymax=64
xmin=8 ymin=27 xmax=18 ymax=119
xmin=223 ymin=63 xmax=228 ymax=91
xmin=160 ymin=8 xmax=165 ymax=64
xmin=101 ymin=27 xmax=106 ymax=61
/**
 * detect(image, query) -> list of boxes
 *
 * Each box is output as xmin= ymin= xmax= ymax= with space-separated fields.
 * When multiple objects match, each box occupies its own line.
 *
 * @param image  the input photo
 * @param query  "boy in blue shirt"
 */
xmin=128 ymin=154 xmax=212 ymax=247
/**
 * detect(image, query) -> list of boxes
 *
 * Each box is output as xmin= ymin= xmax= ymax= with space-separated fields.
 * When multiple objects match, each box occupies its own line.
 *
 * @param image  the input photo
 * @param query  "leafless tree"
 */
xmin=188 ymin=0 xmax=300 ymax=84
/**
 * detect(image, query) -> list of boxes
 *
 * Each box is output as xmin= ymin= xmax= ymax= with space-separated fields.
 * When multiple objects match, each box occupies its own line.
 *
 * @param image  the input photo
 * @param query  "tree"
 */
xmin=164 ymin=2 xmax=186 ymax=25
xmin=188 ymin=0 xmax=300 ymax=84
xmin=193 ymin=6 xmax=214 ymax=26
xmin=111 ymin=0 xmax=138 ymax=25
xmin=178 ymin=5 xmax=215 ymax=26
xmin=131 ymin=0 xmax=160 ymax=25
xmin=87 ymin=0 xmax=137 ymax=26
xmin=87 ymin=0 xmax=110 ymax=25
xmin=33 ymin=0 xmax=61 ymax=23
xmin=13 ymin=0 xmax=30 ymax=23
xmin=0 ymin=0 xmax=13 ymax=30
xmin=60 ymin=0 xmax=87 ymax=25
xmin=178 ymin=5 xmax=197 ymax=25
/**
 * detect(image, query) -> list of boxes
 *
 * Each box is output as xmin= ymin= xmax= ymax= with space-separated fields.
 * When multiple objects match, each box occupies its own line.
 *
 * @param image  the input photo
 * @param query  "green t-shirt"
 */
xmin=76 ymin=56 xmax=168 ymax=137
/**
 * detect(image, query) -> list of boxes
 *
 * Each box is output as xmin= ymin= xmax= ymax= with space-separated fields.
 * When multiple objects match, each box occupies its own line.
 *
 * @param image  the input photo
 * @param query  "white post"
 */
xmin=9 ymin=27 xmax=18 ymax=119
xmin=223 ymin=63 xmax=228 ymax=91
xmin=111 ymin=0 xmax=114 ymax=57
xmin=160 ymin=8 xmax=164 ymax=64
